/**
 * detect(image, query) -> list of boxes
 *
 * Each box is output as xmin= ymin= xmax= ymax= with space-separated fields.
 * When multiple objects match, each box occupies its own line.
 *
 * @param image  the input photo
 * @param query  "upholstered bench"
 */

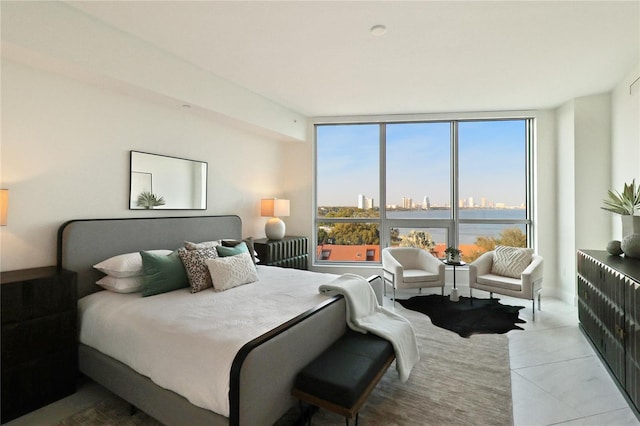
xmin=292 ymin=330 xmax=395 ymax=425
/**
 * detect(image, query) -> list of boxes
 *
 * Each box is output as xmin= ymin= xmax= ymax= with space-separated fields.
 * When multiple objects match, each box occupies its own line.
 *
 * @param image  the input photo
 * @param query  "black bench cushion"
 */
xmin=294 ymin=330 xmax=394 ymax=408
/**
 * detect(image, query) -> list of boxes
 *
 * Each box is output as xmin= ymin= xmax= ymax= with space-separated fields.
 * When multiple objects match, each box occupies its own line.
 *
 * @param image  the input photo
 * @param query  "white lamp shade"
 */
xmin=0 ymin=189 xmax=8 ymax=226
xmin=261 ymin=198 xmax=290 ymax=217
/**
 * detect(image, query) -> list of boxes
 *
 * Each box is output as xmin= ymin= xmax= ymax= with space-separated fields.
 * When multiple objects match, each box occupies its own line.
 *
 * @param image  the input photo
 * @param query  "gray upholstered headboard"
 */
xmin=57 ymin=215 xmax=242 ymax=299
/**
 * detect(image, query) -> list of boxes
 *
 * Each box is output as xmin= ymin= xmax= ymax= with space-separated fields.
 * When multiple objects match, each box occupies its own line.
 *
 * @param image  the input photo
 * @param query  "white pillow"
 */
xmin=93 ymin=250 xmax=172 ymax=278
xmin=96 ymin=275 xmax=145 ymax=293
xmin=205 ymin=252 xmax=258 ymax=292
xmin=491 ymin=246 xmax=534 ymax=279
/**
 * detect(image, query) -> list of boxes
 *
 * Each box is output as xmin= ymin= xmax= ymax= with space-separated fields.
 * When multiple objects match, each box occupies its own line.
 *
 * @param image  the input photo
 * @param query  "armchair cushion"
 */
xmin=403 ymin=269 xmax=441 ymax=283
xmin=491 ymin=246 xmax=534 ymax=279
xmin=476 ymin=274 xmax=523 ymax=292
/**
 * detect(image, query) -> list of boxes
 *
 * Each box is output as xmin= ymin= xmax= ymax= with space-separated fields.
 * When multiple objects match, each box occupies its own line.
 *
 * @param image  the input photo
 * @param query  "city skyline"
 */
xmin=325 ymin=193 xmax=525 ymax=210
xmin=316 ymin=120 xmax=527 ymax=207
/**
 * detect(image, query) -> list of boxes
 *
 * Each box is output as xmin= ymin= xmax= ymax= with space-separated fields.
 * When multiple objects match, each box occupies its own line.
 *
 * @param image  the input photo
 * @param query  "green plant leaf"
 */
xmin=601 ymin=179 xmax=640 ymax=215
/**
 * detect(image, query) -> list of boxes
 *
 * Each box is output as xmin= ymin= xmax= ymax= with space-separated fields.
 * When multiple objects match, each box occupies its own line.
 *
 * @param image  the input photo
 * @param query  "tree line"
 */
xmin=317 ymin=208 xmax=526 ymax=261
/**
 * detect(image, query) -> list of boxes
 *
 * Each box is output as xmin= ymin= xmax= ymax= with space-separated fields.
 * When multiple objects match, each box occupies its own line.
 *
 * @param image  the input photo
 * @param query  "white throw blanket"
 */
xmin=319 ymin=273 xmax=420 ymax=382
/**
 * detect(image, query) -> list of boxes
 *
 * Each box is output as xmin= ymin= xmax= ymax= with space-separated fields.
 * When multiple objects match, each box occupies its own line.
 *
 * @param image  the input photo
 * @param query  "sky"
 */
xmin=316 ymin=119 xmax=527 ymax=207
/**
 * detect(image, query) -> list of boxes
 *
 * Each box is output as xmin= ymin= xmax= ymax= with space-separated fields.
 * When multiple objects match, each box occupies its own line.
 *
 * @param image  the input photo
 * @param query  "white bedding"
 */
xmin=78 ymin=266 xmax=338 ymax=417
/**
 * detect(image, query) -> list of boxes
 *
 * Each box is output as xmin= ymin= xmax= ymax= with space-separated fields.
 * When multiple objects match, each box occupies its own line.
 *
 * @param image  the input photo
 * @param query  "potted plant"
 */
xmin=136 ymin=191 xmax=166 ymax=209
xmin=601 ymin=179 xmax=640 ymax=237
xmin=444 ymin=246 xmax=462 ymax=263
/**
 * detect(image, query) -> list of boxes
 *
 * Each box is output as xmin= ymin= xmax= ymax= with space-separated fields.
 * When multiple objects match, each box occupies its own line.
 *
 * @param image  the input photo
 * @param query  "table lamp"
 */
xmin=261 ymin=198 xmax=290 ymax=240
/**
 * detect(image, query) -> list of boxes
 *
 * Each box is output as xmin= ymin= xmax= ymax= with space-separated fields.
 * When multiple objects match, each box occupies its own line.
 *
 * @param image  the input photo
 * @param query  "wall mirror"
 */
xmin=130 ymin=151 xmax=207 ymax=210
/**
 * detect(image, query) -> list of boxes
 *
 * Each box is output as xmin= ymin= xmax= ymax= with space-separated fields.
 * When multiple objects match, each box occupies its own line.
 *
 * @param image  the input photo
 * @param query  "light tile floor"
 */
xmin=499 ymin=292 xmax=640 ymax=426
xmin=7 ymin=289 xmax=640 ymax=426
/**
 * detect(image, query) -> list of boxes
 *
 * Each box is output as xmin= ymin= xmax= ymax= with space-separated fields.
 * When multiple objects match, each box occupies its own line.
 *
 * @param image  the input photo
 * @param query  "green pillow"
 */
xmin=216 ymin=242 xmax=249 ymax=257
xmin=141 ymin=250 xmax=188 ymax=297
xmin=221 ymin=238 xmax=257 ymax=264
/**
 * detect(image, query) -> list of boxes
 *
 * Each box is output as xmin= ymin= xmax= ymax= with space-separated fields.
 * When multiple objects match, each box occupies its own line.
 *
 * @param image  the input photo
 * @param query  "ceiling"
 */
xmin=66 ymin=1 xmax=639 ymax=117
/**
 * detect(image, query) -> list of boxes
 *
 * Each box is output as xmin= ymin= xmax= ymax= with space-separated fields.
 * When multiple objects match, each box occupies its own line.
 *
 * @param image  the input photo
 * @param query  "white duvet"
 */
xmin=78 ymin=266 xmax=338 ymax=417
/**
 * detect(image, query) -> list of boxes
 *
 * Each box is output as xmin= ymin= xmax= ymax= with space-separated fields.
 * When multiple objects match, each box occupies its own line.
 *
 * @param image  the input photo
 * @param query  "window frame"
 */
xmin=313 ymin=112 xmax=535 ymax=266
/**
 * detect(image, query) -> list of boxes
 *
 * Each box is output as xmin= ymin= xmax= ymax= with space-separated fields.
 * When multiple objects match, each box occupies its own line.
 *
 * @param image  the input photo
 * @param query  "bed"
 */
xmin=57 ymin=216 xmax=382 ymax=426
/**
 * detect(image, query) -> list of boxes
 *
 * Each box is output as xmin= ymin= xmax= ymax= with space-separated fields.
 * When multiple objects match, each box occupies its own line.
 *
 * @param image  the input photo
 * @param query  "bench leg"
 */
xmin=297 ymin=400 xmax=313 ymax=426
xmin=345 ymin=412 xmax=359 ymax=426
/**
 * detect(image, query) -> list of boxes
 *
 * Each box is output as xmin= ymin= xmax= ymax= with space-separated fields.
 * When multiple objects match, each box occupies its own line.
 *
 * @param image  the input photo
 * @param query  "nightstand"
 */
xmin=254 ymin=236 xmax=309 ymax=270
xmin=1 ymin=266 xmax=78 ymax=423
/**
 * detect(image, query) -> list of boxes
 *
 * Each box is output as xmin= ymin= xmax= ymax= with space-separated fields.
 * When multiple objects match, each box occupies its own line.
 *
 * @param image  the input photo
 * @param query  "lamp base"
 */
xmin=265 ymin=217 xmax=286 ymax=240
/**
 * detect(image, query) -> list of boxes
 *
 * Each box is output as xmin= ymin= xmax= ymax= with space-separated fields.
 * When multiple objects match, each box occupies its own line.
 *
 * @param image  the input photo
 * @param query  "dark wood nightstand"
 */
xmin=1 ymin=266 xmax=78 ymax=423
xmin=254 ymin=236 xmax=309 ymax=270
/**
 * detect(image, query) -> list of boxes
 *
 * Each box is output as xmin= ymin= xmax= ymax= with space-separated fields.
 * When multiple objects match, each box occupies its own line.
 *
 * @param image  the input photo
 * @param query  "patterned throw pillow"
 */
xmin=205 ymin=252 xmax=258 ymax=292
xmin=177 ymin=247 xmax=219 ymax=293
xmin=491 ymin=246 xmax=534 ymax=279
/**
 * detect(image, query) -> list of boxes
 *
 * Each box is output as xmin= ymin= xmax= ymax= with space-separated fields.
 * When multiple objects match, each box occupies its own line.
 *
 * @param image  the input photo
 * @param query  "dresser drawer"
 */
xmin=1 ymin=267 xmax=78 ymax=423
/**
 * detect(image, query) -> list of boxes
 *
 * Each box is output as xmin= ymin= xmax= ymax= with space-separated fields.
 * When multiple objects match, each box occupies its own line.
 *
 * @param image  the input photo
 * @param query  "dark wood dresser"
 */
xmin=254 ymin=236 xmax=309 ymax=270
xmin=1 ymin=266 xmax=78 ymax=423
xmin=577 ymin=250 xmax=640 ymax=414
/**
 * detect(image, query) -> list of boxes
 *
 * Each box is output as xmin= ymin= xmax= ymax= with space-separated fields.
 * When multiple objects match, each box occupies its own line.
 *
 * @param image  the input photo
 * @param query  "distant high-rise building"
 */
xmin=365 ymin=197 xmax=374 ymax=209
xmin=358 ymin=194 xmax=365 ymax=209
xmin=422 ymin=196 xmax=431 ymax=209
xmin=481 ymin=197 xmax=487 ymax=208
xmin=358 ymin=194 xmax=374 ymax=209
xmin=468 ymin=196 xmax=474 ymax=208
xmin=402 ymin=197 xmax=412 ymax=209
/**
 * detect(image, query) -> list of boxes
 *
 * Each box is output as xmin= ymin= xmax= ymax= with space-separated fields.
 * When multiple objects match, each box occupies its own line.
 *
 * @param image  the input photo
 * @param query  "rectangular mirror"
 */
xmin=130 ymin=151 xmax=207 ymax=210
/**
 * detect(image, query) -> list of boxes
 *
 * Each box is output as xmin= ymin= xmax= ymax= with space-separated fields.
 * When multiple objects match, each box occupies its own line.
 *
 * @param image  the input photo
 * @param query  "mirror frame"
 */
xmin=129 ymin=150 xmax=208 ymax=210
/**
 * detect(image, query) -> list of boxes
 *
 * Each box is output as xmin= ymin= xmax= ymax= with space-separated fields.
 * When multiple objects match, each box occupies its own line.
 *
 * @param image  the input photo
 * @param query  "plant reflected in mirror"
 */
xmin=136 ymin=191 xmax=166 ymax=209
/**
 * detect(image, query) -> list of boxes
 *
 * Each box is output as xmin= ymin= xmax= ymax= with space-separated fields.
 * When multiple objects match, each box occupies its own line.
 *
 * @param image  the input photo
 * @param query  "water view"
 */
xmin=387 ymin=208 xmax=526 ymax=244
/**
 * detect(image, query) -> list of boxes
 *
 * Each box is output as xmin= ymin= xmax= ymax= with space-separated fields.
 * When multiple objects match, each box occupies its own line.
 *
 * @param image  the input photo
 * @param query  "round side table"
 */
xmin=443 ymin=260 xmax=467 ymax=302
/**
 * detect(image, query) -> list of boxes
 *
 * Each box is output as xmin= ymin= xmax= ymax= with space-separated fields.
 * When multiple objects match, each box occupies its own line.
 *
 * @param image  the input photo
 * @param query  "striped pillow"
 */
xmin=491 ymin=246 xmax=534 ymax=279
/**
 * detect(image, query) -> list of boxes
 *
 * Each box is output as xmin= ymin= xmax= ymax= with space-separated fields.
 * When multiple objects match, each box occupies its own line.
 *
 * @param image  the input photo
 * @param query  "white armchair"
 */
xmin=469 ymin=249 xmax=544 ymax=320
xmin=382 ymin=247 xmax=445 ymax=306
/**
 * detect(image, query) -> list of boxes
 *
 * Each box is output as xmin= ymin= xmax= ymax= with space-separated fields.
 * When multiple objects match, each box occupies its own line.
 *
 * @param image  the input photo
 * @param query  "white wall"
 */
xmin=611 ymin=64 xmax=640 ymax=238
xmin=574 ymin=94 xmax=612 ymax=252
xmin=555 ymin=100 xmax=577 ymax=302
xmin=533 ymin=110 xmax=559 ymax=300
xmin=554 ymin=93 xmax=612 ymax=303
xmin=0 ymin=60 xmax=289 ymax=271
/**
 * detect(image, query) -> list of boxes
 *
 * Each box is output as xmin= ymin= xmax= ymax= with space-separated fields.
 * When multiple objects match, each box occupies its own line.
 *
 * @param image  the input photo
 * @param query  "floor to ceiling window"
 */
xmin=314 ymin=117 xmax=533 ymax=264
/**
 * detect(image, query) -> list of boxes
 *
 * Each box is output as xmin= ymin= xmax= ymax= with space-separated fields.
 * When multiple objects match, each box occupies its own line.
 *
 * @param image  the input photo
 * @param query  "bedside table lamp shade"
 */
xmin=261 ymin=198 xmax=290 ymax=240
xmin=0 ymin=189 xmax=8 ymax=226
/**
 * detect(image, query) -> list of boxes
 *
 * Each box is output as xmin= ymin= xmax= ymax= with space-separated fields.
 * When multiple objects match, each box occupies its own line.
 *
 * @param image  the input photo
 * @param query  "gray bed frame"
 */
xmin=57 ymin=216 xmax=375 ymax=426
